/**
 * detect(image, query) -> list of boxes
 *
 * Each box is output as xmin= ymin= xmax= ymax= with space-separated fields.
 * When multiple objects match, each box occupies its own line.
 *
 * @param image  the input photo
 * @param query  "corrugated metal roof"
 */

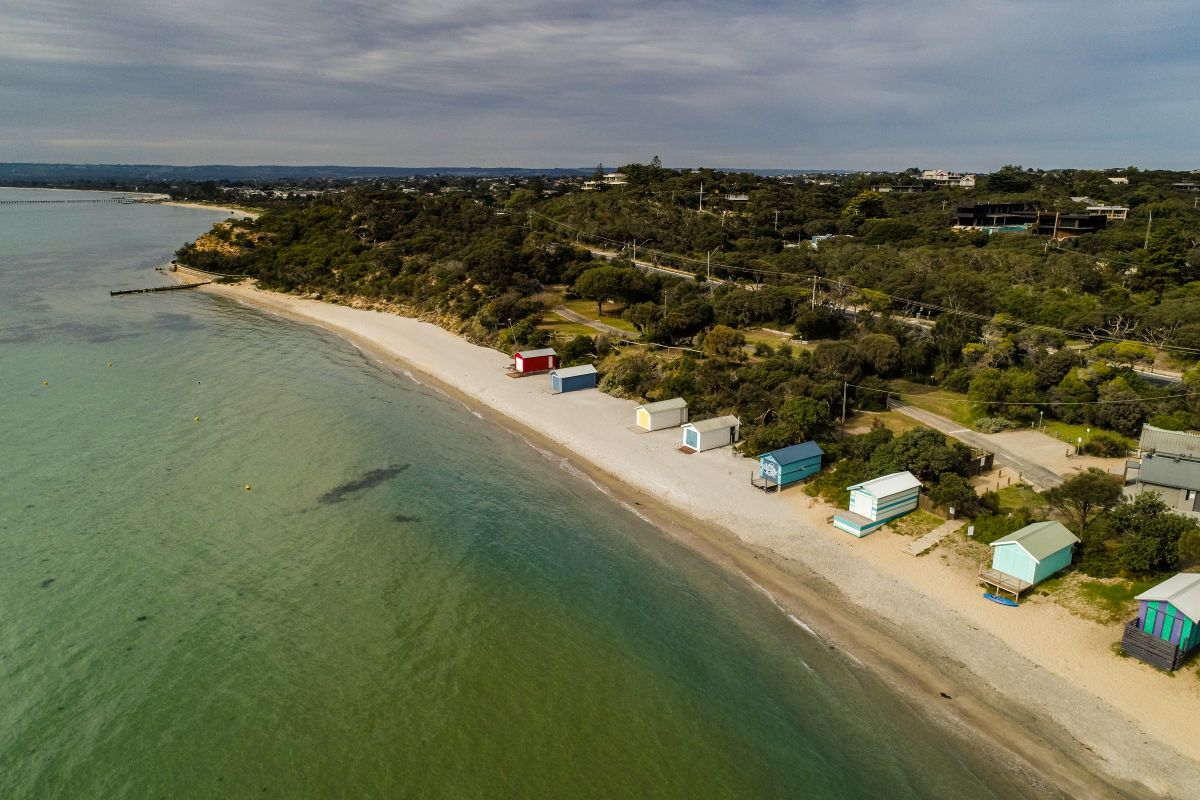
xmin=1138 ymin=454 xmax=1200 ymax=491
xmin=1139 ymin=425 xmax=1200 ymax=458
xmin=760 ymin=441 xmax=823 ymax=465
xmin=990 ymin=521 xmax=1079 ymax=562
xmin=516 ymin=348 xmax=557 ymax=358
xmin=1136 ymin=573 xmax=1200 ymax=623
xmin=552 ymin=364 xmax=596 ymax=378
xmin=848 ymin=471 xmax=921 ymax=498
xmin=637 ymin=398 xmax=688 ymax=413
xmin=687 ymin=415 xmax=741 ymax=433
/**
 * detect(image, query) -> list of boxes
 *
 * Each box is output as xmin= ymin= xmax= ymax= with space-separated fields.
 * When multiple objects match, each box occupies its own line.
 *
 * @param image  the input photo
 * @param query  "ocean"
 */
xmin=0 ymin=188 xmax=1030 ymax=798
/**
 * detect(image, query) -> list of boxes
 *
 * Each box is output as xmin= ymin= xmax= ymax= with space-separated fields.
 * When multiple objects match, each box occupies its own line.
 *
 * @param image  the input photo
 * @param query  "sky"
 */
xmin=1 ymin=0 xmax=1198 ymax=170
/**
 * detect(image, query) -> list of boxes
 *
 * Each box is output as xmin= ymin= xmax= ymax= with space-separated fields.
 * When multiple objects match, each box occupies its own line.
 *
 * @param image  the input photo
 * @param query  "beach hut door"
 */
xmin=685 ymin=429 xmax=698 ymax=450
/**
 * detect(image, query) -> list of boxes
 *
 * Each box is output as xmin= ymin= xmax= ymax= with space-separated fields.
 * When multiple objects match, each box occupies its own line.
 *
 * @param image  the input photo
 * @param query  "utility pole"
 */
xmin=706 ymin=247 xmax=719 ymax=283
xmin=1144 ymin=210 xmax=1153 ymax=249
xmin=698 ymin=182 xmax=705 ymax=212
xmin=774 ymin=210 xmax=779 ymax=231
xmin=811 ymin=275 xmax=818 ymax=309
xmin=841 ymin=381 xmax=848 ymax=441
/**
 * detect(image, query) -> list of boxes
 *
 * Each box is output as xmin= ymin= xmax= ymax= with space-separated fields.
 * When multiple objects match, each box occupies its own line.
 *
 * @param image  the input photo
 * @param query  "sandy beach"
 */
xmin=174 ymin=268 xmax=1200 ymax=799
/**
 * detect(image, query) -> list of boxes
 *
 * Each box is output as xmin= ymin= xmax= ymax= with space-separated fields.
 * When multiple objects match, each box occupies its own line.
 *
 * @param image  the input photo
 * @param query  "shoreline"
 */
xmin=170 ymin=266 xmax=1198 ymax=799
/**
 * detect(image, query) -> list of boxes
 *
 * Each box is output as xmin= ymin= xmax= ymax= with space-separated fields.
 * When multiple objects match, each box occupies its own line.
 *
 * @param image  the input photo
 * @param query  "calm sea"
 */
xmin=0 ymin=189 xmax=1032 ymax=799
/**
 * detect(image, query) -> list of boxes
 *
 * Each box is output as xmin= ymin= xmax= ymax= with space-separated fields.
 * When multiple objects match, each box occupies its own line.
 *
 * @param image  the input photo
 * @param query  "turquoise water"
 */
xmin=0 ymin=189 xmax=1035 ymax=798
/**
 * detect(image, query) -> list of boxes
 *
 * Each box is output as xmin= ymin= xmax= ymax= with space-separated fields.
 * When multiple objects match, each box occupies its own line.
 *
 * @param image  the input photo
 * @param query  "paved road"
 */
xmin=551 ymin=305 xmax=631 ymax=338
xmin=887 ymin=400 xmax=1064 ymax=490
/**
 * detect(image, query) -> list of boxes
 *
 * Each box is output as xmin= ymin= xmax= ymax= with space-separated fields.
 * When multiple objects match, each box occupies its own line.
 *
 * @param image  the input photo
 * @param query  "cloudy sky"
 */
xmin=1 ymin=0 xmax=1197 ymax=169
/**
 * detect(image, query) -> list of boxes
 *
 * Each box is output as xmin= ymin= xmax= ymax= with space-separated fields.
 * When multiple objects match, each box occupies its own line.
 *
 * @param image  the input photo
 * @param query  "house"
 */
xmin=953 ymin=203 xmax=1036 ymax=229
xmin=602 ymin=172 xmax=627 ymax=186
xmin=1086 ymin=205 xmax=1130 ymax=221
xmin=724 ymin=193 xmax=750 ymax=203
xmin=920 ymin=170 xmax=976 ymax=188
xmin=1108 ymin=176 xmax=1129 ymax=185
xmin=980 ymin=521 xmax=1079 ymax=598
xmin=1034 ymin=211 xmax=1108 ymax=238
xmin=752 ymin=441 xmax=823 ymax=492
xmin=832 ymin=471 xmax=921 ymax=537
xmin=1124 ymin=425 xmax=1200 ymax=518
xmin=1121 ymin=573 xmax=1200 ymax=670
xmin=635 ymin=398 xmax=688 ymax=432
xmin=550 ymin=364 xmax=597 ymax=393
xmin=681 ymin=416 xmax=741 ymax=452
xmin=513 ymin=348 xmax=558 ymax=374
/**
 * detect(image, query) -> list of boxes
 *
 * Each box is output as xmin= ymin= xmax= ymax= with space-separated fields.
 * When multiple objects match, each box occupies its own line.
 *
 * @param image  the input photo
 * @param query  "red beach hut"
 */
xmin=513 ymin=348 xmax=558 ymax=374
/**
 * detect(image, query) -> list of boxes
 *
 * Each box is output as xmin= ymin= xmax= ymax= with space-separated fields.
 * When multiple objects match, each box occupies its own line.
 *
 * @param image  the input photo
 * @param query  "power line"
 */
xmin=845 ymin=382 xmax=1200 ymax=406
xmin=529 ymin=211 xmax=1200 ymax=356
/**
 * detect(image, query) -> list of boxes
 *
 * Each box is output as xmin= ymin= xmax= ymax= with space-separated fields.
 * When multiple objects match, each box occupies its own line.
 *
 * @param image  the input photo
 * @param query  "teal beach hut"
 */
xmin=832 ymin=471 xmax=921 ymax=537
xmin=1121 ymin=573 xmax=1200 ymax=671
xmin=753 ymin=441 xmax=823 ymax=492
xmin=981 ymin=521 xmax=1079 ymax=597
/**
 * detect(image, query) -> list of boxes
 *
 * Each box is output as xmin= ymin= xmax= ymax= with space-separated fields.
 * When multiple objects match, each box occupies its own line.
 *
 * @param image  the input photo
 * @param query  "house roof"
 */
xmin=760 ymin=441 xmax=824 ymax=465
xmin=516 ymin=348 xmax=557 ymax=359
xmin=990 ymin=521 xmax=1079 ymax=563
xmin=1137 ymin=454 xmax=1200 ymax=492
xmin=848 ymin=471 xmax=921 ymax=498
xmin=687 ymin=415 xmax=741 ymax=433
xmin=552 ymin=364 xmax=596 ymax=379
xmin=637 ymin=398 xmax=688 ymax=413
xmin=1136 ymin=573 xmax=1200 ymax=623
xmin=1139 ymin=425 xmax=1200 ymax=459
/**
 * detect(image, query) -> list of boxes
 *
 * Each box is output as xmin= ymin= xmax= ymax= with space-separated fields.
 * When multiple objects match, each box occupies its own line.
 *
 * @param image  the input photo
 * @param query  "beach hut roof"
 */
xmin=760 ymin=441 xmax=823 ymax=465
xmin=848 ymin=471 xmax=921 ymax=497
xmin=688 ymin=415 xmax=741 ymax=433
xmin=1135 ymin=573 xmax=1200 ymax=623
xmin=552 ymin=364 xmax=597 ymax=378
xmin=989 ymin=521 xmax=1079 ymax=563
xmin=1138 ymin=454 xmax=1200 ymax=491
xmin=637 ymin=398 xmax=688 ymax=413
xmin=516 ymin=347 xmax=558 ymax=358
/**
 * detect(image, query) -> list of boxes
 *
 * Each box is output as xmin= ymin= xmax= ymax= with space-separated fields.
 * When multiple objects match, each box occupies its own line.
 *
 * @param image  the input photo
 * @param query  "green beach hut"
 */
xmin=984 ymin=521 xmax=1079 ymax=595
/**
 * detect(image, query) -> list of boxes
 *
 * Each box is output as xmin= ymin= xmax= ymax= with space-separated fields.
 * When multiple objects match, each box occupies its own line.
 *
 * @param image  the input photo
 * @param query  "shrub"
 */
xmin=1082 ymin=431 xmax=1129 ymax=458
xmin=975 ymin=416 xmax=1017 ymax=434
xmin=966 ymin=509 xmax=1032 ymax=544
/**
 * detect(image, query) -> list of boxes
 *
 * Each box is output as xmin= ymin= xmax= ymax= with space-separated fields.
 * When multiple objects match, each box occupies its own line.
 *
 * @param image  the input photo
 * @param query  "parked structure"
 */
xmin=979 ymin=521 xmax=1079 ymax=598
xmin=832 ymin=471 xmax=921 ymax=537
xmin=681 ymin=416 xmax=741 ymax=453
xmin=1124 ymin=425 xmax=1200 ymax=519
xmin=752 ymin=441 xmax=823 ymax=492
xmin=550 ymin=364 xmax=597 ymax=393
xmin=635 ymin=398 xmax=689 ymax=432
xmin=513 ymin=348 xmax=558 ymax=374
xmin=1121 ymin=573 xmax=1200 ymax=671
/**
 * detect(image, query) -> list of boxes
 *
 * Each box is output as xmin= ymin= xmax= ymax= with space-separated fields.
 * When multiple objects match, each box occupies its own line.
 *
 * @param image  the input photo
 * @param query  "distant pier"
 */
xmin=0 ymin=198 xmax=144 ymax=205
xmin=109 ymin=281 xmax=210 ymax=296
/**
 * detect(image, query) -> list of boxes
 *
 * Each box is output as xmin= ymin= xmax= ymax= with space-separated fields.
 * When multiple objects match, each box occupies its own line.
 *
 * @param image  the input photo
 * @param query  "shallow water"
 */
xmin=0 ymin=189 xmax=1030 ymax=798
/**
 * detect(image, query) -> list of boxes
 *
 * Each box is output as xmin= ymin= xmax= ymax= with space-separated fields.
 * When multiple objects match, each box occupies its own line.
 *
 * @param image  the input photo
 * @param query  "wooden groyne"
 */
xmin=110 ymin=281 xmax=210 ymax=296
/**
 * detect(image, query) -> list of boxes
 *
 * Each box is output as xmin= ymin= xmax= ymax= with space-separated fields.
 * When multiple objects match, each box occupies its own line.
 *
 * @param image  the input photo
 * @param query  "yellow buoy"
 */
xmin=194 ymin=416 xmax=201 ymax=423
xmin=42 ymin=380 xmax=48 ymax=385
xmin=244 ymin=484 xmax=252 ymax=491
xmin=107 ymin=362 xmax=113 ymax=367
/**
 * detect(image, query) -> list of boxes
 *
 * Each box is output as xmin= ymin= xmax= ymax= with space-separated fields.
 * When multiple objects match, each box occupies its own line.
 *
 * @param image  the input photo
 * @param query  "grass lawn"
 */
xmin=560 ymin=299 xmax=640 ymax=335
xmin=1070 ymin=576 xmax=1160 ymax=625
xmin=887 ymin=509 xmax=945 ymax=537
xmin=844 ymin=411 xmax=922 ymax=436
xmin=888 ymin=379 xmax=977 ymax=427
xmin=995 ymin=483 xmax=1043 ymax=513
xmin=540 ymin=318 xmax=601 ymax=339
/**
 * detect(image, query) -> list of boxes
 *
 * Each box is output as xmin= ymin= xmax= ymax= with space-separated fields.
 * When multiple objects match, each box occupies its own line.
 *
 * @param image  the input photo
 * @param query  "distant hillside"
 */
xmin=0 ymin=163 xmax=593 ymax=184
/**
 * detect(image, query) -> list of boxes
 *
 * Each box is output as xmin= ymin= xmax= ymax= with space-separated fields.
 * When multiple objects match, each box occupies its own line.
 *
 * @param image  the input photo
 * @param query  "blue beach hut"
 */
xmin=980 ymin=521 xmax=1079 ymax=598
xmin=550 ymin=364 xmax=597 ymax=393
xmin=832 ymin=471 xmax=921 ymax=537
xmin=753 ymin=441 xmax=823 ymax=492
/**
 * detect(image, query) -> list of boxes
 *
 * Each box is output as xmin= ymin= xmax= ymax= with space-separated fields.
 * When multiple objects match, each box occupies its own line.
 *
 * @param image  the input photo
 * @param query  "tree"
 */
xmin=1042 ymin=468 xmax=1123 ymax=534
xmin=868 ymin=427 xmax=970 ymax=482
xmin=574 ymin=265 xmax=631 ymax=316
xmin=841 ymin=190 xmax=886 ymax=220
xmin=857 ymin=333 xmax=901 ymax=376
xmin=701 ymin=325 xmax=747 ymax=360
xmin=928 ymin=473 xmax=980 ymax=515
xmin=1109 ymin=492 xmax=1198 ymax=574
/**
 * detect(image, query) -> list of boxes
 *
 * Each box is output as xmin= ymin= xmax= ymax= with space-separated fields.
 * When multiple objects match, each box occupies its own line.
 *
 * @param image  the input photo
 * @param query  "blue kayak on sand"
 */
xmin=984 ymin=592 xmax=1019 ymax=607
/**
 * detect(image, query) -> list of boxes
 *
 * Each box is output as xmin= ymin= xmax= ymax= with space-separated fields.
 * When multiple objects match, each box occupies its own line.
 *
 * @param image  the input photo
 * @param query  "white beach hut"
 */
xmin=635 ymin=398 xmax=689 ymax=432
xmin=681 ymin=416 xmax=740 ymax=452
xmin=833 ymin=470 xmax=922 ymax=537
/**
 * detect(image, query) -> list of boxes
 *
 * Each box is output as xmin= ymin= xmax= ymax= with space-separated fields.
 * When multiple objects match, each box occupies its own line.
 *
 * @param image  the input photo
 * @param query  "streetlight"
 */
xmin=706 ymin=247 xmax=720 ymax=283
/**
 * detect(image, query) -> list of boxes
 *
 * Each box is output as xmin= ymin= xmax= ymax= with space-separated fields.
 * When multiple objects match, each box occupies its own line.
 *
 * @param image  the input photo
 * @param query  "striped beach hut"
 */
xmin=833 ymin=471 xmax=921 ymax=537
xmin=513 ymin=348 xmax=558 ymax=374
xmin=635 ymin=398 xmax=688 ymax=431
xmin=753 ymin=441 xmax=823 ymax=492
xmin=550 ymin=364 xmax=597 ymax=393
xmin=980 ymin=521 xmax=1079 ymax=598
xmin=1121 ymin=573 xmax=1200 ymax=671
xmin=681 ymin=416 xmax=740 ymax=453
